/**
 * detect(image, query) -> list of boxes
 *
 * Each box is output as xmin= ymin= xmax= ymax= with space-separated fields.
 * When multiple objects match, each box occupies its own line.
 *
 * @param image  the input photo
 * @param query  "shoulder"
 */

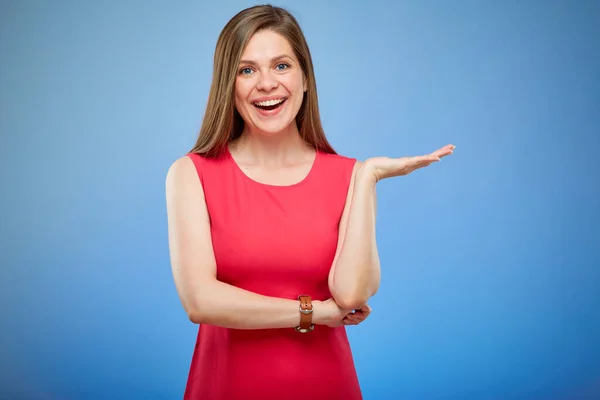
xmin=166 ymin=152 xmax=230 ymax=194
xmin=318 ymin=152 xmax=363 ymax=177
xmin=165 ymin=156 xmax=212 ymax=227
xmin=319 ymin=151 xmax=356 ymax=163
xmin=165 ymin=154 xmax=203 ymax=192
xmin=319 ymin=152 xmax=359 ymax=167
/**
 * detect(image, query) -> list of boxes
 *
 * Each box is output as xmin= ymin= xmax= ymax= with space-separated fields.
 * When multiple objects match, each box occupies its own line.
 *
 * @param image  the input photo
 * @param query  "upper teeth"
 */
xmin=254 ymin=98 xmax=284 ymax=106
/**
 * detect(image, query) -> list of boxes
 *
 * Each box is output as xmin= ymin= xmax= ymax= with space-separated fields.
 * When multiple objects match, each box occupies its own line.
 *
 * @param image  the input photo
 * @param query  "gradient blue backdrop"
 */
xmin=1 ymin=1 xmax=599 ymax=399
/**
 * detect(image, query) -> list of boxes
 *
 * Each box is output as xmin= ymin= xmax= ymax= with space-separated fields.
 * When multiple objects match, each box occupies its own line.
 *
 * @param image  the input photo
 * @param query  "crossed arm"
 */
xmin=165 ymin=156 xmax=377 ymax=330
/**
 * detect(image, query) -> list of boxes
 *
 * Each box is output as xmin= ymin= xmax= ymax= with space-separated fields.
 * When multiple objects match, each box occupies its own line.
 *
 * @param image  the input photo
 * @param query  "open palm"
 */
xmin=365 ymin=144 xmax=455 ymax=182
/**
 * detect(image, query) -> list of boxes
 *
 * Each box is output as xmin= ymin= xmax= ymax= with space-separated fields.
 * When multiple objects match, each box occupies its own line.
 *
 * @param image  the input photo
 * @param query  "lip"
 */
xmin=252 ymin=97 xmax=287 ymax=117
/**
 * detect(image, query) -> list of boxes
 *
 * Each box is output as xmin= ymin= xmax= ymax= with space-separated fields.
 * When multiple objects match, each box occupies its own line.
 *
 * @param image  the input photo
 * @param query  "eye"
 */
xmin=275 ymin=63 xmax=290 ymax=71
xmin=239 ymin=67 xmax=253 ymax=75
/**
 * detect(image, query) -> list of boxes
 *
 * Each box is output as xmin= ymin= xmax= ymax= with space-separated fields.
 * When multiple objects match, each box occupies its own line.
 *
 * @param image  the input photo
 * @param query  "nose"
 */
xmin=256 ymin=70 xmax=278 ymax=92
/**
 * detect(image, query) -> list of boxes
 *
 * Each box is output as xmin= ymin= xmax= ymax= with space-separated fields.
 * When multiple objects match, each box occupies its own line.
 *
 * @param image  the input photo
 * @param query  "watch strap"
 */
xmin=295 ymin=294 xmax=314 ymax=333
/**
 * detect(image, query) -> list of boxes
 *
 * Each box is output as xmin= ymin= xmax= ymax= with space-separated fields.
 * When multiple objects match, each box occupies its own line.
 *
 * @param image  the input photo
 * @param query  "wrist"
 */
xmin=311 ymin=300 xmax=326 ymax=325
xmin=357 ymin=161 xmax=379 ymax=185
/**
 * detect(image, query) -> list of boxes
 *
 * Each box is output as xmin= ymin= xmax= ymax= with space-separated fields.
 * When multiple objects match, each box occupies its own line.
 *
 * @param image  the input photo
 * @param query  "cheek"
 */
xmin=292 ymin=83 xmax=306 ymax=106
xmin=294 ymin=78 xmax=307 ymax=101
xmin=234 ymin=80 xmax=251 ymax=106
xmin=283 ymin=77 xmax=304 ymax=102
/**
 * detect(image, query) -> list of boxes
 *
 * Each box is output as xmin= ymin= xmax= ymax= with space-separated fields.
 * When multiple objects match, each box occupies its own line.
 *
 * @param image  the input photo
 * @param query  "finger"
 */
xmin=359 ymin=304 xmax=372 ymax=313
xmin=413 ymin=150 xmax=449 ymax=167
xmin=419 ymin=154 xmax=441 ymax=161
xmin=435 ymin=144 xmax=455 ymax=153
xmin=347 ymin=313 xmax=362 ymax=322
xmin=350 ymin=311 xmax=368 ymax=321
xmin=352 ymin=311 xmax=368 ymax=321
xmin=412 ymin=155 xmax=440 ymax=167
xmin=346 ymin=311 xmax=360 ymax=319
xmin=409 ymin=155 xmax=439 ymax=166
xmin=430 ymin=144 xmax=455 ymax=159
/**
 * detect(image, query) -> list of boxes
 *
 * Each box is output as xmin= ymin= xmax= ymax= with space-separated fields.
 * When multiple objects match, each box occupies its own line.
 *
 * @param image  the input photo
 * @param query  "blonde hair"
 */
xmin=189 ymin=4 xmax=336 ymax=157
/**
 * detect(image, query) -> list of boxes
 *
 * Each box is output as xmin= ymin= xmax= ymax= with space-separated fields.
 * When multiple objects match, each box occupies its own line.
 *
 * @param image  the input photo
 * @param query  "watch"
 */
xmin=294 ymin=294 xmax=314 ymax=333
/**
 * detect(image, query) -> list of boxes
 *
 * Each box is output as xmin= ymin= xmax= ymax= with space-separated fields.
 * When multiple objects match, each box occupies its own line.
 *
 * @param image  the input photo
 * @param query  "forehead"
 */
xmin=240 ymin=29 xmax=295 ymax=61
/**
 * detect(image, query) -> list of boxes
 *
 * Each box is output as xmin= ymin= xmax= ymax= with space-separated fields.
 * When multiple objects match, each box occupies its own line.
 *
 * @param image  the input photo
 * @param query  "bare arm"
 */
xmin=328 ymin=144 xmax=456 ymax=310
xmin=328 ymin=161 xmax=381 ymax=310
xmin=166 ymin=156 xmax=342 ymax=329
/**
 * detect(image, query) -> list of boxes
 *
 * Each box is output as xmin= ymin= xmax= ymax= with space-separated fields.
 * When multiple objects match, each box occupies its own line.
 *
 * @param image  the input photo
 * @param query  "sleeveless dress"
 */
xmin=184 ymin=147 xmax=362 ymax=400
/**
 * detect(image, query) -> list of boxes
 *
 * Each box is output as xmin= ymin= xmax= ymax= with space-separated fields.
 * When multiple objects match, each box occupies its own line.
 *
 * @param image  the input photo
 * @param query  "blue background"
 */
xmin=1 ymin=0 xmax=599 ymax=399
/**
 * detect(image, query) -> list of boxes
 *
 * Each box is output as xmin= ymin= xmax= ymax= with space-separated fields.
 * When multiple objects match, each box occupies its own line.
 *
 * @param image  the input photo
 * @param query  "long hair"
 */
xmin=189 ymin=5 xmax=336 ymax=157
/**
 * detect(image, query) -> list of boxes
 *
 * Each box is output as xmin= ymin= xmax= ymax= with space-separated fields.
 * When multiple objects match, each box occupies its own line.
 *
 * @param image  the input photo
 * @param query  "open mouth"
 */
xmin=252 ymin=98 xmax=287 ymax=111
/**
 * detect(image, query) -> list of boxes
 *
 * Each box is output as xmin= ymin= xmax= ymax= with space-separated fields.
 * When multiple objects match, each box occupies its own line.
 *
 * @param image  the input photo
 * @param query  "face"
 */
xmin=234 ymin=29 xmax=307 ymax=136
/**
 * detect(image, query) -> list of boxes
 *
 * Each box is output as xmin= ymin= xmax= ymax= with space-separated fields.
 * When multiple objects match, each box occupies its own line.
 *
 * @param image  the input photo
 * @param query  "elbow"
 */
xmin=331 ymin=282 xmax=379 ymax=311
xmin=185 ymin=302 xmax=209 ymax=325
xmin=180 ymin=286 xmax=213 ymax=324
xmin=331 ymin=287 xmax=373 ymax=310
xmin=336 ymin=295 xmax=369 ymax=311
xmin=187 ymin=309 xmax=202 ymax=324
xmin=330 ymin=261 xmax=381 ymax=310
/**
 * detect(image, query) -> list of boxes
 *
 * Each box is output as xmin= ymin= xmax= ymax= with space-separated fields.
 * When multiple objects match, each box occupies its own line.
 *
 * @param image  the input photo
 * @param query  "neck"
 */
xmin=233 ymin=123 xmax=312 ymax=166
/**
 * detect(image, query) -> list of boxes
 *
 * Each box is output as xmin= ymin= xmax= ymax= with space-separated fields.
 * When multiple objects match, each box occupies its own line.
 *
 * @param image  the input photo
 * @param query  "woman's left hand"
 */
xmin=363 ymin=144 xmax=456 ymax=182
xmin=342 ymin=304 xmax=372 ymax=326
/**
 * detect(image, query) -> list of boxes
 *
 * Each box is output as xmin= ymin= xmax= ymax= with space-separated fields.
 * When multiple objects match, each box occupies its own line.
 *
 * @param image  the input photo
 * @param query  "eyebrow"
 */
xmin=238 ymin=54 xmax=294 ymax=65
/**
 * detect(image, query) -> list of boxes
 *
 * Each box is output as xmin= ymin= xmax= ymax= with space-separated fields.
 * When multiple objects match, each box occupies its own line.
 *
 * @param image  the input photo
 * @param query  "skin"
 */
xmin=234 ymin=29 xmax=306 ymax=140
xmin=166 ymin=28 xmax=455 ymax=331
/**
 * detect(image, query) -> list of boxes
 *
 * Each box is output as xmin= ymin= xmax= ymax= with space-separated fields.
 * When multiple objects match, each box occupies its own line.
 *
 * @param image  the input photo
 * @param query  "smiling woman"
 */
xmin=234 ymin=31 xmax=306 ymax=135
xmin=165 ymin=4 xmax=454 ymax=400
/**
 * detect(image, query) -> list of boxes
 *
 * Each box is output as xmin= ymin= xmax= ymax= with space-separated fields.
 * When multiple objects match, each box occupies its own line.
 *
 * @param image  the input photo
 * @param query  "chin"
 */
xmin=251 ymin=120 xmax=294 ymax=136
xmin=247 ymin=112 xmax=300 ymax=136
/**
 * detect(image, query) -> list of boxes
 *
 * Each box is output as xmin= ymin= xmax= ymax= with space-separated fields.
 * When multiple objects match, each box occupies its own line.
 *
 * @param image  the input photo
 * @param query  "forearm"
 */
xmin=185 ymin=279 xmax=325 ymax=329
xmin=330 ymin=166 xmax=381 ymax=309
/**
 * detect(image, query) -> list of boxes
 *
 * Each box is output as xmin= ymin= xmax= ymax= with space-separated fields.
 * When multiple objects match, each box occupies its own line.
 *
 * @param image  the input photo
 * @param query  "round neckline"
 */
xmin=225 ymin=145 xmax=319 ymax=188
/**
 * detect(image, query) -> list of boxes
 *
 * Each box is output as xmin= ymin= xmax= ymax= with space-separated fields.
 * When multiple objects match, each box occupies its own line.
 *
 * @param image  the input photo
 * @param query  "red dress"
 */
xmin=184 ymin=148 xmax=362 ymax=400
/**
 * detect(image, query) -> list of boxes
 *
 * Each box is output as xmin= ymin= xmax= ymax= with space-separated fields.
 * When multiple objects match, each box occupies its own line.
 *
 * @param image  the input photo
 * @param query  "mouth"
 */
xmin=252 ymin=97 xmax=287 ymax=111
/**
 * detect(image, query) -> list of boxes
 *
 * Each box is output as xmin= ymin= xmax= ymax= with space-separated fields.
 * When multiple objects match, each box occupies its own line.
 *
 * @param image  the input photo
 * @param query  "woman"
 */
xmin=166 ymin=5 xmax=454 ymax=400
